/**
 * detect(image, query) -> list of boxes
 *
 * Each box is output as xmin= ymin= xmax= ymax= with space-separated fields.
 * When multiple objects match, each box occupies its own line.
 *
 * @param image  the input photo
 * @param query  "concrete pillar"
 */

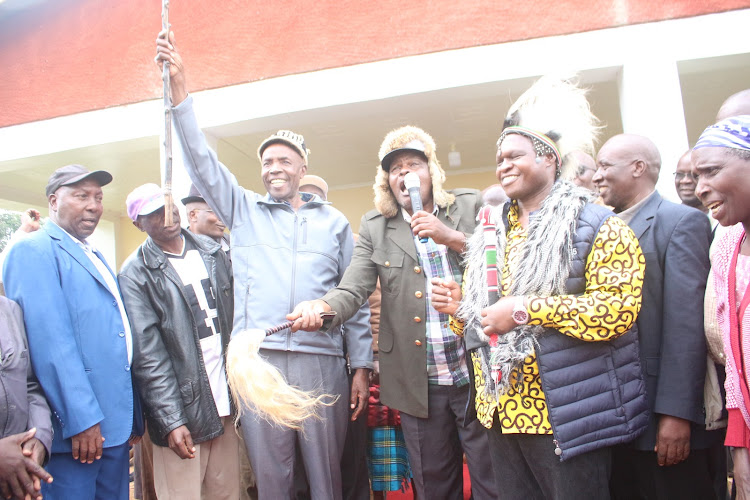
xmin=618 ymin=58 xmax=688 ymax=202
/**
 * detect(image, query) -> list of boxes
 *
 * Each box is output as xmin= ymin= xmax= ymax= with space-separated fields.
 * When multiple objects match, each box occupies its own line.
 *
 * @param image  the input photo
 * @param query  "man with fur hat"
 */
xmin=156 ymin=31 xmax=372 ymax=500
xmin=431 ymin=77 xmax=649 ymax=498
xmin=289 ymin=126 xmax=496 ymax=499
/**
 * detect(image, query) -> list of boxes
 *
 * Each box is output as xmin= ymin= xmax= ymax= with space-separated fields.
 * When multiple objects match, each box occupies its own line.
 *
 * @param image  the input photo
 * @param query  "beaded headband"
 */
xmin=497 ymin=126 xmax=562 ymax=168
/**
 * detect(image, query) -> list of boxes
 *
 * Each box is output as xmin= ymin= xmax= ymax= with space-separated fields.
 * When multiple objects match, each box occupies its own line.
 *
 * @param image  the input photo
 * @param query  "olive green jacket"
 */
xmin=323 ymin=188 xmax=482 ymax=417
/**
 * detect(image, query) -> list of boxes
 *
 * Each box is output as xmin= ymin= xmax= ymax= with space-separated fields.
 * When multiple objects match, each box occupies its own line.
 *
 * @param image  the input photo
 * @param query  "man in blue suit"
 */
xmin=3 ymin=165 xmax=140 ymax=500
xmin=594 ymin=135 xmax=720 ymax=500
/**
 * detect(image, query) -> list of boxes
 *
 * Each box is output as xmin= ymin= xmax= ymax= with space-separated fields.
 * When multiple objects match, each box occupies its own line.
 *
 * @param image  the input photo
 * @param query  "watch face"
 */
xmin=512 ymin=309 xmax=529 ymax=325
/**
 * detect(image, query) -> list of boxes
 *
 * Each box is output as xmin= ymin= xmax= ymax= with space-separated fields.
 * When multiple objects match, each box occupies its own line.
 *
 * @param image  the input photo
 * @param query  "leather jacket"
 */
xmin=119 ymin=229 xmax=233 ymax=447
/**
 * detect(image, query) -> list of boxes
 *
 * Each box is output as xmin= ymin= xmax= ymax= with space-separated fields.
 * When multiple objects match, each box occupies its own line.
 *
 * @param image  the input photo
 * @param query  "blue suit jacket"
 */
xmin=626 ymin=191 xmax=717 ymax=450
xmin=2 ymin=222 xmax=140 ymax=453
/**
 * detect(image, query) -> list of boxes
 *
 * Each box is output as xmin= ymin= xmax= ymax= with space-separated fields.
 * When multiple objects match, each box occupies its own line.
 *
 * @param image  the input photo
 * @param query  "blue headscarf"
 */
xmin=694 ymin=115 xmax=750 ymax=152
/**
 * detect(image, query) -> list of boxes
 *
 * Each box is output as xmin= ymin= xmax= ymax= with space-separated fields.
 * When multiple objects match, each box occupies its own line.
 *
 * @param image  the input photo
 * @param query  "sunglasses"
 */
xmin=673 ymin=172 xmax=697 ymax=182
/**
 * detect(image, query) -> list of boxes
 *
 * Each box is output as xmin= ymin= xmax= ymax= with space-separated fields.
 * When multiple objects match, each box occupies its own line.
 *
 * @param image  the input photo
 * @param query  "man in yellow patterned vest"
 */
xmin=432 ymin=76 xmax=649 ymax=499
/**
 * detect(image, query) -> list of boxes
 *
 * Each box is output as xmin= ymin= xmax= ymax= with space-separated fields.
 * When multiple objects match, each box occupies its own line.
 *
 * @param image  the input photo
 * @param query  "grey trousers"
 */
xmin=399 ymin=383 xmax=498 ymax=500
xmin=239 ymin=350 xmax=348 ymax=500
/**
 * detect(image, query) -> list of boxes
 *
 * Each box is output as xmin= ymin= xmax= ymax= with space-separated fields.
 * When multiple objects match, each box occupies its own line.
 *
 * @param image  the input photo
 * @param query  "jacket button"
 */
xmin=414 ymin=266 xmax=421 ymax=274
xmin=112 ymin=300 xmax=117 ymax=306
xmin=414 ymin=340 xmax=422 ymax=346
xmin=415 ymin=291 xmax=423 ymax=299
xmin=125 ymin=365 xmax=130 ymax=371
xmin=119 ymin=332 xmax=125 ymax=337
xmin=384 ymin=261 xmax=390 ymax=267
xmin=414 ymin=316 xmax=422 ymax=323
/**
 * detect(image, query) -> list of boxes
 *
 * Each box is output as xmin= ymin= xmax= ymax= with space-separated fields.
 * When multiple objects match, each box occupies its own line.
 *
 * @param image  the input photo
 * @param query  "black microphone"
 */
xmin=405 ymin=172 xmax=428 ymax=243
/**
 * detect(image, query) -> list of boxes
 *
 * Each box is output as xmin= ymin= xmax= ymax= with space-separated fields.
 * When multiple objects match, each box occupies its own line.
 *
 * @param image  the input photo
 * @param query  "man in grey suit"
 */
xmin=594 ymin=134 xmax=719 ymax=499
xmin=290 ymin=126 xmax=496 ymax=500
xmin=0 ymin=296 xmax=53 ymax=500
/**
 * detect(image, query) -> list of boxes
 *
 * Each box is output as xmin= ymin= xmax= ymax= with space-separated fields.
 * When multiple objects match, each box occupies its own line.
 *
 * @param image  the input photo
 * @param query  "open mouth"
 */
xmin=270 ymin=179 xmax=286 ymax=187
xmin=705 ymin=200 xmax=723 ymax=216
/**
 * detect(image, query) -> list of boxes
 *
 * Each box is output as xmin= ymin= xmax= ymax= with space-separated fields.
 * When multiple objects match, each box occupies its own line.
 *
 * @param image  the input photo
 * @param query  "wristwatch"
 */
xmin=512 ymin=297 xmax=529 ymax=325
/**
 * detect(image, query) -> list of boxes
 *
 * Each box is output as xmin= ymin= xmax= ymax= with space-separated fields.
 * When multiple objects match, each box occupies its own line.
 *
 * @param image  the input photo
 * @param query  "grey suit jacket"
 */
xmin=323 ymin=189 xmax=482 ymax=417
xmin=626 ymin=190 xmax=717 ymax=450
xmin=0 ymin=296 xmax=53 ymax=460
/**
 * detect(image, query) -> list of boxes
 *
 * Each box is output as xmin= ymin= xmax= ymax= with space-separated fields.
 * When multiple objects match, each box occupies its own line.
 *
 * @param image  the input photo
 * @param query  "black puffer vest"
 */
xmin=468 ymin=202 xmax=649 ymax=461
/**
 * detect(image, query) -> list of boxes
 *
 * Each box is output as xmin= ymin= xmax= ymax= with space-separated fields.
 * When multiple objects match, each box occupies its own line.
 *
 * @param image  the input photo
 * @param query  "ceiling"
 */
xmin=1 ymin=53 xmax=748 ymax=220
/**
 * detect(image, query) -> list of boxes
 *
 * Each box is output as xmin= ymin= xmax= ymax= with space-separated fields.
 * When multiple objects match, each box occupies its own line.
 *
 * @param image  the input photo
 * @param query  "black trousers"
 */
xmin=340 ymin=381 xmax=370 ymax=500
xmin=487 ymin=429 xmax=611 ymax=500
xmin=610 ymin=446 xmax=719 ymax=500
xmin=400 ymin=383 xmax=497 ymax=500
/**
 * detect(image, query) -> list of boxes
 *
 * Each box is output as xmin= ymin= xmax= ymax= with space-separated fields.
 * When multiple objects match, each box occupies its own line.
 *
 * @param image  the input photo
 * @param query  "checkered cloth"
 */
xmin=367 ymin=426 xmax=412 ymax=492
xmin=415 ymin=235 xmax=469 ymax=386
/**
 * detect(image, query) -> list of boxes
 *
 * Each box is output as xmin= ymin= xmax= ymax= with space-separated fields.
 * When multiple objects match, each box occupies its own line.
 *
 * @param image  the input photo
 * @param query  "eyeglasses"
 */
xmin=673 ymin=172 xmax=697 ymax=182
xmin=575 ymin=165 xmax=596 ymax=177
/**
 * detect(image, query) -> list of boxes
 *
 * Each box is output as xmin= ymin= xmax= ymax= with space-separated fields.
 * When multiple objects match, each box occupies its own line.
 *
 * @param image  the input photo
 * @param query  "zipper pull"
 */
xmin=553 ymin=439 xmax=562 ymax=456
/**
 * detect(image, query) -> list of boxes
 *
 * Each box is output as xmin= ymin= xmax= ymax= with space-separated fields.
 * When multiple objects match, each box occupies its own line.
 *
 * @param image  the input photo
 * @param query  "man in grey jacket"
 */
xmin=156 ymin=31 xmax=372 ymax=500
xmin=0 ymin=296 xmax=53 ymax=500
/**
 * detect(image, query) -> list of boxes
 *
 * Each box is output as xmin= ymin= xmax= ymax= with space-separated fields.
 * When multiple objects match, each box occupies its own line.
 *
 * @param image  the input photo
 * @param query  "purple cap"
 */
xmin=126 ymin=183 xmax=165 ymax=221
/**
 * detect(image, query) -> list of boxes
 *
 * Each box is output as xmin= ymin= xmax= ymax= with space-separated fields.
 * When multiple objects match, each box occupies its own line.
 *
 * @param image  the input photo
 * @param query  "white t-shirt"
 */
xmin=166 ymin=238 xmax=230 ymax=417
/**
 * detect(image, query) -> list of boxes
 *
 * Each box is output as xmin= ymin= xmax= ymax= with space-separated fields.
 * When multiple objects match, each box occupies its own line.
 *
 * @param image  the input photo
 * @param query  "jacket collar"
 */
xmin=141 ymin=228 xmax=220 ymax=270
xmin=44 ymin=221 xmax=114 ymax=294
xmin=625 ymin=190 xmax=662 ymax=240
xmin=256 ymin=192 xmax=331 ymax=209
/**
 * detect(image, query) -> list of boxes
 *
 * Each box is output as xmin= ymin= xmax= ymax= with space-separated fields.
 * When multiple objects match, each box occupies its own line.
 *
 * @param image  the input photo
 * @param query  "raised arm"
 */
xmin=155 ymin=29 xmax=252 ymax=231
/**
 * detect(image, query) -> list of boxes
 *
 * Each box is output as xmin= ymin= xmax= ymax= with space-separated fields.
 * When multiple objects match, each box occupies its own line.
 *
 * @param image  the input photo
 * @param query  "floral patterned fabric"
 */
xmin=463 ymin=206 xmax=644 ymax=433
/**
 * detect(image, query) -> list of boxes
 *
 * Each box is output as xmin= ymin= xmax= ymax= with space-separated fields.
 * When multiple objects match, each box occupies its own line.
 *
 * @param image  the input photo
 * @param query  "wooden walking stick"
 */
xmin=161 ymin=0 xmax=174 ymax=226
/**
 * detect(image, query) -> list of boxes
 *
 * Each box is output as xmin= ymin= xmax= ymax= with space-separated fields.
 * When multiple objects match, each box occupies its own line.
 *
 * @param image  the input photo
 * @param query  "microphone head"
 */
xmin=404 ymin=172 xmax=421 ymax=190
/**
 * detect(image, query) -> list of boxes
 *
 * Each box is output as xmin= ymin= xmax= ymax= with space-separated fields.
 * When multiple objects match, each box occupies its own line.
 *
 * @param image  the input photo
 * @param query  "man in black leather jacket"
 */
xmin=118 ymin=183 xmax=237 ymax=500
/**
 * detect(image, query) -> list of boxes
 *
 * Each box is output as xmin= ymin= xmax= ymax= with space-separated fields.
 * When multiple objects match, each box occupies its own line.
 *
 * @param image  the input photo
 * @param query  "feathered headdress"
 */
xmin=497 ymin=75 xmax=601 ymax=180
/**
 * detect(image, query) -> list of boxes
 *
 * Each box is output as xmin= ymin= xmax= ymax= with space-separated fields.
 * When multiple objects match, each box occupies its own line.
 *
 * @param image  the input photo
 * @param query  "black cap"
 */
xmin=181 ymin=184 xmax=205 ymax=205
xmin=379 ymin=139 xmax=428 ymax=171
xmin=45 ymin=164 xmax=113 ymax=197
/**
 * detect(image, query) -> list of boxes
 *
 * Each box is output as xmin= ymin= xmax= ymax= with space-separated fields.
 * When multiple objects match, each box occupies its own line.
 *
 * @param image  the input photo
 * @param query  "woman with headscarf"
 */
xmin=693 ymin=115 xmax=750 ymax=499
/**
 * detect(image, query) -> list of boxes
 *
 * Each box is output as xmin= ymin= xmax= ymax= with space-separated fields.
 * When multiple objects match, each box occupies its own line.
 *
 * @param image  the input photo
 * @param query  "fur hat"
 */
xmin=373 ymin=126 xmax=455 ymax=218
